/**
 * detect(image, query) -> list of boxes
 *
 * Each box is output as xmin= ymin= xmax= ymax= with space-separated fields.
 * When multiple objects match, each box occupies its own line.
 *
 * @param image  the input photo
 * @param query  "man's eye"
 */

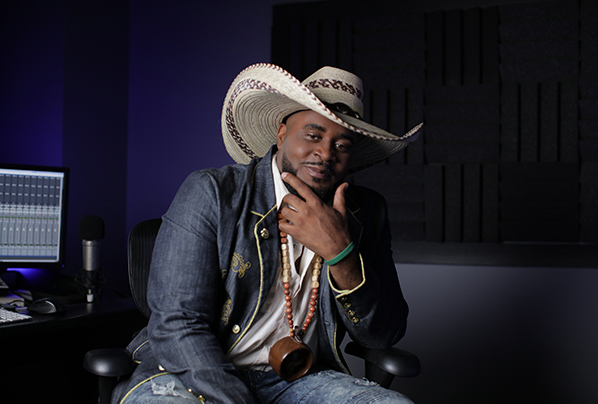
xmin=336 ymin=142 xmax=352 ymax=151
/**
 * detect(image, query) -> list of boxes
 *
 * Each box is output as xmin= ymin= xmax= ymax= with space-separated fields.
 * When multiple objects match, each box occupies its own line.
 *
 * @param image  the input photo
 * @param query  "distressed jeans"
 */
xmin=120 ymin=368 xmax=414 ymax=404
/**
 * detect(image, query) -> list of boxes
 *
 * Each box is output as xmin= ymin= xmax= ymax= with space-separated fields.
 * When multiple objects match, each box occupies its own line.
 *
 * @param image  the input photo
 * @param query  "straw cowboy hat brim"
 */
xmin=221 ymin=63 xmax=422 ymax=171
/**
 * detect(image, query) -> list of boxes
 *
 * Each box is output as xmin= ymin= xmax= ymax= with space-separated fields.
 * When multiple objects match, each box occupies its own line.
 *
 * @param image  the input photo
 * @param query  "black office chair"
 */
xmin=84 ymin=218 xmax=420 ymax=403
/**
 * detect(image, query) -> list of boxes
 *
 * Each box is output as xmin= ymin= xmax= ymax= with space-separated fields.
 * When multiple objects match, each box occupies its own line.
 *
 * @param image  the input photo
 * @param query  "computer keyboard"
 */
xmin=0 ymin=308 xmax=32 ymax=324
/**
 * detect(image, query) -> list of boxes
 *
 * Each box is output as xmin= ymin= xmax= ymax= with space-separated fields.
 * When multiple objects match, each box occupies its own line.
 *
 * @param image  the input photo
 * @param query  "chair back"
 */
xmin=127 ymin=218 xmax=162 ymax=318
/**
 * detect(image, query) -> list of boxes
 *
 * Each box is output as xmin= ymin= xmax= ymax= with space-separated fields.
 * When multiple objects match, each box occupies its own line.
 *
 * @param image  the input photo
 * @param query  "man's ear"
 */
xmin=276 ymin=123 xmax=286 ymax=148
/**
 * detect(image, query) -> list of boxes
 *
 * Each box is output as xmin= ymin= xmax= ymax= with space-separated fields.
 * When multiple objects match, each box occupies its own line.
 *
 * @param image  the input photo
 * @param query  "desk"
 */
xmin=0 ymin=298 xmax=147 ymax=403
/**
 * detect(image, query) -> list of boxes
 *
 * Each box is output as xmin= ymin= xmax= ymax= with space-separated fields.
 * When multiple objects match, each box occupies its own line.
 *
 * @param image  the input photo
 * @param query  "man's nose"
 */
xmin=315 ymin=142 xmax=335 ymax=162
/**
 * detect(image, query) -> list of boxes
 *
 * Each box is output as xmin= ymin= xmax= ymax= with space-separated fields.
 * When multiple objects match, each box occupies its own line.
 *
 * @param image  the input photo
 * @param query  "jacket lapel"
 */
xmin=247 ymin=147 xmax=280 ymax=301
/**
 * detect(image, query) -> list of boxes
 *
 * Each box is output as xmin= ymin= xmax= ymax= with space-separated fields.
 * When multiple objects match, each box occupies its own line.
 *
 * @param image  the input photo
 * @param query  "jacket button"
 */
xmin=232 ymin=324 xmax=241 ymax=334
xmin=260 ymin=228 xmax=270 ymax=239
xmin=351 ymin=317 xmax=360 ymax=323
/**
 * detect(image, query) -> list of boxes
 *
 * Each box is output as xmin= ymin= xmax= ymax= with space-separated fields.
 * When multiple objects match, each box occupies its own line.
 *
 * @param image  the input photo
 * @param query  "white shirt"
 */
xmin=227 ymin=154 xmax=319 ymax=370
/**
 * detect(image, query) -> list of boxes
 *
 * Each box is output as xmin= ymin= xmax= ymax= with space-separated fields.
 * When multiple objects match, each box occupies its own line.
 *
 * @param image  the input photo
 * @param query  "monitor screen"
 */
xmin=0 ymin=164 xmax=69 ymax=271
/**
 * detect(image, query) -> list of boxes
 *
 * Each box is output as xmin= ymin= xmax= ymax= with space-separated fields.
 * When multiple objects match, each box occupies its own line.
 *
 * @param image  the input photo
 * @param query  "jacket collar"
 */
xmin=249 ymin=145 xmax=278 ymax=215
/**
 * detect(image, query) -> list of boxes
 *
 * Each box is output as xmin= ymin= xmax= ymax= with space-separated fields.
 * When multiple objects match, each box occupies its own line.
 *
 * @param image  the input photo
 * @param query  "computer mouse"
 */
xmin=28 ymin=298 xmax=67 ymax=314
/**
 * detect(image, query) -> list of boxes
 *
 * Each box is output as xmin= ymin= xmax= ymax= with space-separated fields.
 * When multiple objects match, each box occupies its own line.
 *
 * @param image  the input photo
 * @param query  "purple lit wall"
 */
xmin=1 ymin=0 xmax=307 ymax=293
xmin=0 ymin=1 xmax=65 ymax=166
xmin=126 ymin=0 xmax=258 ymax=230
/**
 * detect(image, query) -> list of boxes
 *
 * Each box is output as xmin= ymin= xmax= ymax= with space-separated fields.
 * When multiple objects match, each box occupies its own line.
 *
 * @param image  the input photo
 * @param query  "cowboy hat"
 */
xmin=221 ymin=63 xmax=422 ymax=171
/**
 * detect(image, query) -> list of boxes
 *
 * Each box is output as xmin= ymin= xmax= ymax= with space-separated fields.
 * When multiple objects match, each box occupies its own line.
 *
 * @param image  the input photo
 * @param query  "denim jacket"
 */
xmin=113 ymin=146 xmax=408 ymax=404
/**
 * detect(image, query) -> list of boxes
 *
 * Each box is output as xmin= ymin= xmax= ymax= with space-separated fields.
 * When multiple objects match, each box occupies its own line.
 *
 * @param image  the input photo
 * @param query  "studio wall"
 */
xmin=272 ymin=2 xmax=598 ymax=402
xmin=272 ymin=0 xmax=598 ymax=268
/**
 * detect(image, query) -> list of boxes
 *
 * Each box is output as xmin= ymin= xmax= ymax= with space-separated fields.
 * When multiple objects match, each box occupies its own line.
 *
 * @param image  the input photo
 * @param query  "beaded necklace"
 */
xmin=268 ymin=211 xmax=322 ymax=381
xmin=279 ymin=211 xmax=322 ymax=338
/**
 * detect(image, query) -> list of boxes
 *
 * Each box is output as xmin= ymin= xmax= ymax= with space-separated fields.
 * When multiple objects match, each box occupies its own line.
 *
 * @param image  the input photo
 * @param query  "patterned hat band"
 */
xmin=323 ymin=102 xmax=362 ymax=120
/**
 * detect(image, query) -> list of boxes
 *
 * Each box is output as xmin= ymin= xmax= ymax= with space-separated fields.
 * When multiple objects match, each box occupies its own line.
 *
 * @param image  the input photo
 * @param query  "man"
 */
xmin=113 ymin=64 xmax=422 ymax=403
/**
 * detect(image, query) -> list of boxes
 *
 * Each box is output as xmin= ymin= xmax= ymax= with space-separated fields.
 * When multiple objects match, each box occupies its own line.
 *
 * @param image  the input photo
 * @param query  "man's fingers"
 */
xmin=333 ymin=183 xmax=348 ymax=215
xmin=281 ymin=172 xmax=315 ymax=202
xmin=278 ymin=203 xmax=298 ymax=224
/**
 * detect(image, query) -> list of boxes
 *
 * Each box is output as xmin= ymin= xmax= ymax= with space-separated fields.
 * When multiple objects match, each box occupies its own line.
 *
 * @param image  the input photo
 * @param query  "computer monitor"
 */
xmin=0 ymin=164 xmax=69 ymax=272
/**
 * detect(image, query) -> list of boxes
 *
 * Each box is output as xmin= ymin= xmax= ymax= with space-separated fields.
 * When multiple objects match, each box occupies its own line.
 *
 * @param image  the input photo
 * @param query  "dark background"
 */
xmin=1 ymin=0 xmax=596 ymax=403
xmin=272 ymin=0 xmax=598 ymax=268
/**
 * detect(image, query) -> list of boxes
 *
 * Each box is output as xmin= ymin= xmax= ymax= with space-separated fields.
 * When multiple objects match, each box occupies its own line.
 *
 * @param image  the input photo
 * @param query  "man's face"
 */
xmin=275 ymin=110 xmax=356 ymax=203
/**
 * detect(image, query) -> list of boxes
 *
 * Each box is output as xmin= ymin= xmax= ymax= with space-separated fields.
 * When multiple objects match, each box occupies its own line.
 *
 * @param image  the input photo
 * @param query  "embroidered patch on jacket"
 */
xmin=230 ymin=252 xmax=251 ymax=278
xmin=221 ymin=298 xmax=232 ymax=326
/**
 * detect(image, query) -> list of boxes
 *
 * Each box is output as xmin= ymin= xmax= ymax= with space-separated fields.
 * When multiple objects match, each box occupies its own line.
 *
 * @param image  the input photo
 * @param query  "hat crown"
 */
xmin=302 ymin=67 xmax=364 ymax=117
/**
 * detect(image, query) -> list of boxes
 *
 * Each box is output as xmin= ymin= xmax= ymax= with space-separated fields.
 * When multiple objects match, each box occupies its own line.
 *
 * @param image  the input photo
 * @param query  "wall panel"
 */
xmin=272 ymin=0 xmax=597 ymax=267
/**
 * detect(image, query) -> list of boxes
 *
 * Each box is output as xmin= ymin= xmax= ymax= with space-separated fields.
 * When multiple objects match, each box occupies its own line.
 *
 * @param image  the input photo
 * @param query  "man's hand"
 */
xmin=278 ymin=172 xmax=362 ymax=290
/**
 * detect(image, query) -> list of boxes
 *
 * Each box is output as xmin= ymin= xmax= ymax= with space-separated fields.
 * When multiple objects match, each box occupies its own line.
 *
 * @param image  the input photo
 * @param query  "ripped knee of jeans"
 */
xmin=354 ymin=377 xmax=380 ymax=387
xmin=151 ymin=380 xmax=186 ymax=397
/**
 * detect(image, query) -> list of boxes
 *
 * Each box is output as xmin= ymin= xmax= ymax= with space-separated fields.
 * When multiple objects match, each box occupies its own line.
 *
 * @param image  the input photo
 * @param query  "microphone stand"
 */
xmin=76 ymin=263 xmax=105 ymax=303
xmin=76 ymin=215 xmax=106 ymax=303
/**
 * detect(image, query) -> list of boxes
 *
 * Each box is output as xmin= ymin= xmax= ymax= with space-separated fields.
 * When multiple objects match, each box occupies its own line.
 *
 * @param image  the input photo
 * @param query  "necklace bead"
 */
xmin=278 ymin=211 xmax=321 ymax=339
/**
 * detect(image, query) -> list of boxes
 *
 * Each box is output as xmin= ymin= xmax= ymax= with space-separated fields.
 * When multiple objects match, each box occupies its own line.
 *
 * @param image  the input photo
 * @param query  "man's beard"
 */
xmin=281 ymin=153 xmax=337 ymax=203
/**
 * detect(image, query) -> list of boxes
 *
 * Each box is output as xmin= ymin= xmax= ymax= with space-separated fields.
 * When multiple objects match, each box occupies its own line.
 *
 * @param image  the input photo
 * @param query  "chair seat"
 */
xmin=83 ymin=348 xmax=135 ymax=377
xmin=344 ymin=342 xmax=421 ymax=379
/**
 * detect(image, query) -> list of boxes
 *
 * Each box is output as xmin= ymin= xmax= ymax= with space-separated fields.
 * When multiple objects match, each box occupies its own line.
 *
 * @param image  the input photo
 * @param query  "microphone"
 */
xmin=78 ymin=215 xmax=105 ymax=302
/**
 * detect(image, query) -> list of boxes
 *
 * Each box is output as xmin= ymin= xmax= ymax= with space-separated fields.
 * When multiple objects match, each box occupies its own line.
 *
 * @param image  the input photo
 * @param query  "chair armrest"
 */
xmin=83 ymin=348 xmax=136 ymax=377
xmin=344 ymin=342 xmax=421 ymax=379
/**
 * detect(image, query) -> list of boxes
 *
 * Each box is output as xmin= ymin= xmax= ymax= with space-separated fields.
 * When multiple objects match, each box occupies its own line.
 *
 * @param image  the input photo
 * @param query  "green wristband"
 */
xmin=325 ymin=242 xmax=355 ymax=266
